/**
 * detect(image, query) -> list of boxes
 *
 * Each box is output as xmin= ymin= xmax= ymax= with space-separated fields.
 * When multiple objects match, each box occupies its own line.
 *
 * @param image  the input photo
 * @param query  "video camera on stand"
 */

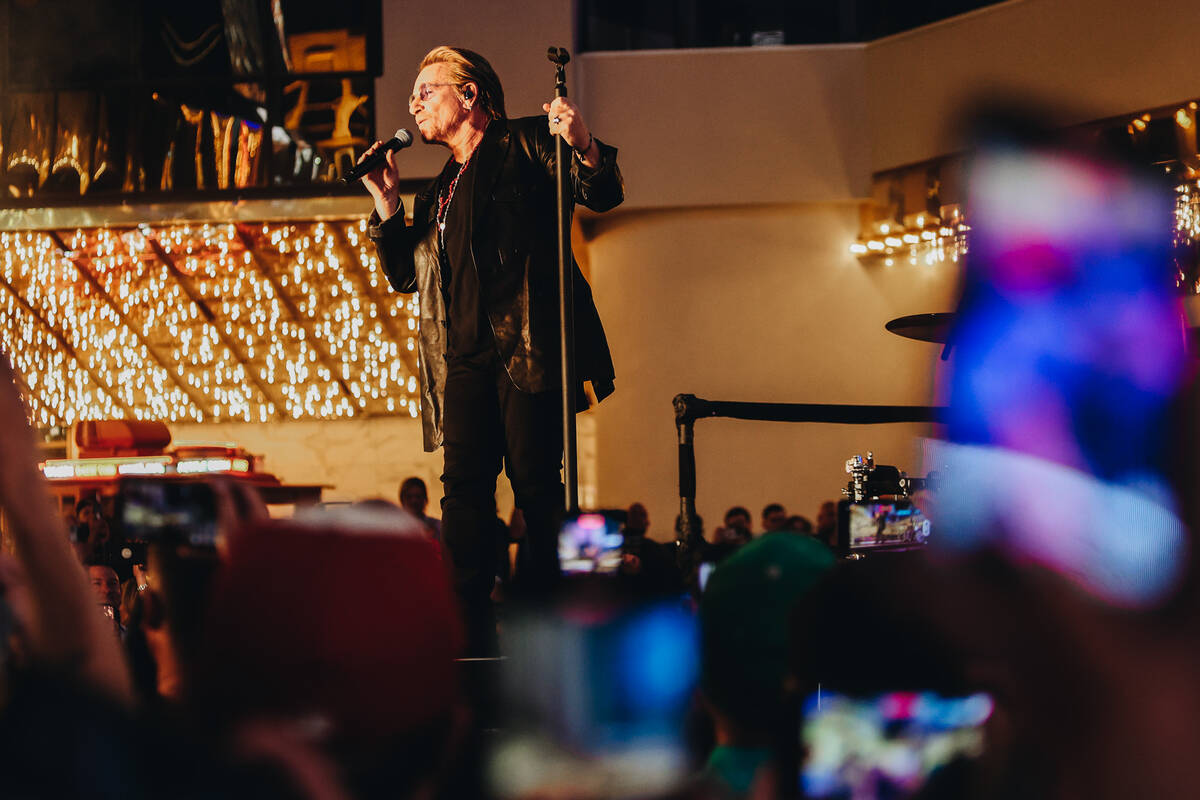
xmin=836 ymin=451 xmax=935 ymax=558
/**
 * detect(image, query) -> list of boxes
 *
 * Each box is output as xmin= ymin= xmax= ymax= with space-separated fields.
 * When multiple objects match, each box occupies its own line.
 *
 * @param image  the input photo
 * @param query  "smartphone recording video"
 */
xmin=118 ymin=477 xmax=219 ymax=548
xmin=837 ymin=498 xmax=930 ymax=556
xmin=558 ymin=512 xmax=624 ymax=575
xmin=932 ymin=120 xmax=1190 ymax=607
xmin=802 ymin=690 xmax=993 ymax=799
xmin=492 ymin=597 xmax=699 ymax=798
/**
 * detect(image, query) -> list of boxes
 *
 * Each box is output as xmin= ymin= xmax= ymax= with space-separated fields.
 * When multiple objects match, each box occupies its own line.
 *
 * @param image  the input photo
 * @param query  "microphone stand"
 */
xmin=547 ymin=46 xmax=579 ymax=515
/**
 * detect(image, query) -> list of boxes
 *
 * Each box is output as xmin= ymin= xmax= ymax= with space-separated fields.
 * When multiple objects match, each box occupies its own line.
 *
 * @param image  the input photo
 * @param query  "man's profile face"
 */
xmin=88 ymin=565 xmax=121 ymax=608
xmin=410 ymin=63 xmax=467 ymax=145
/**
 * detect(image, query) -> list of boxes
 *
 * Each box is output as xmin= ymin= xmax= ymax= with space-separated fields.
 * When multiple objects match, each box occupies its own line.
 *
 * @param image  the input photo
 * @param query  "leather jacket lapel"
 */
xmin=414 ymin=184 xmax=437 ymax=230
xmin=470 ymin=121 xmax=511 ymax=234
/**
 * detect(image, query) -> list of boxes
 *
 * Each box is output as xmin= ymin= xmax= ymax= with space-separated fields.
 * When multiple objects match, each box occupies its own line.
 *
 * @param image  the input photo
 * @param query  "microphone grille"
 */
xmin=394 ymin=128 xmax=414 ymax=146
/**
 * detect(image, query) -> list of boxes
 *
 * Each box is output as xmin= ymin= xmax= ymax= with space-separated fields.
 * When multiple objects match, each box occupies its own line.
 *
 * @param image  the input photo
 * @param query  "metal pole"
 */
xmin=674 ymin=394 xmax=699 ymax=567
xmin=548 ymin=46 xmax=579 ymax=514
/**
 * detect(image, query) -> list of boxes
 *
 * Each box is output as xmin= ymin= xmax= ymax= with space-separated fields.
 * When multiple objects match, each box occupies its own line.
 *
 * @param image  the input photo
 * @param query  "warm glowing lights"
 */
xmin=0 ymin=220 xmax=422 ymax=428
xmin=38 ymin=454 xmax=247 ymax=480
xmin=850 ymin=218 xmax=969 ymax=266
xmin=1173 ymin=181 xmax=1200 ymax=292
xmin=177 ymin=458 xmax=241 ymax=474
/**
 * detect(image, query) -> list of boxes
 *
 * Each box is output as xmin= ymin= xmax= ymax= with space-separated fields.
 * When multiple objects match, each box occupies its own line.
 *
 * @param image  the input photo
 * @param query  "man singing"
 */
xmin=359 ymin=46 xmax=623 ymax=655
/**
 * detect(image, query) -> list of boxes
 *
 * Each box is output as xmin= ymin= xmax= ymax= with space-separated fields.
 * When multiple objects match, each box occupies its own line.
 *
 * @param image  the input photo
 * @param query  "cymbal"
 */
xmin=885 ymin=313 xmax=956 ymax=344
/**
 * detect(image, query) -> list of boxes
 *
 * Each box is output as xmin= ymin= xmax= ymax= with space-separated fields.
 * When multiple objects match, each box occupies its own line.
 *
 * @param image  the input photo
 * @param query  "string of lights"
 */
xmin=0 ymin=219 xmax=422 ymax=428
xmin=852 ymin=102 xmax=1200 ymax=280
xmin=849 ymin=208 xmax=969 ymax=268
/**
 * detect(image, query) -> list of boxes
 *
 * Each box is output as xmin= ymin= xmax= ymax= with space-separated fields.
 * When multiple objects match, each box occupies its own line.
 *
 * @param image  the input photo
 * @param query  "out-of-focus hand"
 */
xmin=210 ymin=478 xmax=269 ymax=559
xmin=0 ymin=351 xmax=133 ymax=702
xmin=0 ymin=554 xmax=34 ymax=661
xmin=0 ymin=354 xmax=41 ymax=500
xmin=231 ymin=719 xmax=354 ymax=800
xmin=356 ymin=140 xmax=403 ymax=222
xmin=543 ymin=97 xmax=597 ymax=163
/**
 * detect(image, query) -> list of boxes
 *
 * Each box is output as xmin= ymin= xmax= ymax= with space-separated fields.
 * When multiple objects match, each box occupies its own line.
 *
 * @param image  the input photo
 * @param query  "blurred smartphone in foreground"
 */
xmin=558 ymin=511 xmax=624 ymax=575
xmin=802 ymin=690 xmax=993 ymax=799
xmin=117 ymin=477 xmax=218 ymax=547
xmin=490 ymin=596 xmax=699 ymax=798
xmin=933 ymin=118 xmax=1190 ymax=607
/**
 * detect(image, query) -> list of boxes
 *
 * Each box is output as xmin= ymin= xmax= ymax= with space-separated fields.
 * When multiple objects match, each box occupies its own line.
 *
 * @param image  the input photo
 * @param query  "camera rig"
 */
xmin=843 ymin=451 xmax=933 ymax=503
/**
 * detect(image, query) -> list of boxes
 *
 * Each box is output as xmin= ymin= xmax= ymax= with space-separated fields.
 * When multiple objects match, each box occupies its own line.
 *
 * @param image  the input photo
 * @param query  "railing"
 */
xmin=671 ymin=393 xmax=947 ymax=558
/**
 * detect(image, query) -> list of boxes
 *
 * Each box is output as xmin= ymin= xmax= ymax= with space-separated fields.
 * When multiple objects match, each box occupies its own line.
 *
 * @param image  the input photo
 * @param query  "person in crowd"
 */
xmin=118 ymin=575 xmax=159 ymax=707
xmin=785 ymin=514 xmax=813 ymax=535
xmin=713 ymin=515 xmax=752 ymax=546
xmin=74 ymin=494 xmax=115 ymax=564
xmin=60 ymin=508 xmax=77 ymax=537
xmin=624 ymin=501 xmax=650 ymax=538
xmin=84 ymin=559 xmax=126 ymax=638
xmin=85 ymin=561 xmax=122 ymax=610
xmin=119 ymin=576 xmax=140 ymax=626
xmin=760 ymin=503 xmax=787 ymax=533
xmin=814 ymin=500 xmax=838 ymax=549
xmin=360 ymin=45 xmax=623 ymax=656
xmin=398 ymin=475 xmax=442 ymax=542
xmin=712 ymin=524 xmax=751 ymax=547
xmin=722 ymin=505 xmax=753 ymax=536
xmin=699 ymin=530 xmax=835 ymax=797
xmin=619 ymin=502 xmax=682 ymax=596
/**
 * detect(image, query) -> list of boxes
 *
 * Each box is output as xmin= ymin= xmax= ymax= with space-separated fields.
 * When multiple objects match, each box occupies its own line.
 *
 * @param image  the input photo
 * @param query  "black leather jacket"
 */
xmin=368 ymin=116 xmax=624 ymax=451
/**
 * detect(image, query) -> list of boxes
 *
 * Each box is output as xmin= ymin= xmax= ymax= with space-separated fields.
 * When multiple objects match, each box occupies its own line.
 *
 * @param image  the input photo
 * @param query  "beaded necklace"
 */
xmin=436 ymin=153 xmax=474 ymax=247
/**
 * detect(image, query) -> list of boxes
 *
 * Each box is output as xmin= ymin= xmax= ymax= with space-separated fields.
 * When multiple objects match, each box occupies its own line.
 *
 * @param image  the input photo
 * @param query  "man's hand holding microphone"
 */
xmin=351 ymin=129 xmax=412 ymax=222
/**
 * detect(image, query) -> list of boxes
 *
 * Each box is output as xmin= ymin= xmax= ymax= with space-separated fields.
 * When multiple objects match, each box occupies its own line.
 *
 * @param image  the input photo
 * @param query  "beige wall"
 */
xmin=866 ymin=0 xmax=1200 ymax=170
xmin=584 ymin=203 xmax=957 ymax=533
xmin=168 ymin=416 xmax=451 ymax=508
xmin=578 ymin=45 xmax=871 ymax=207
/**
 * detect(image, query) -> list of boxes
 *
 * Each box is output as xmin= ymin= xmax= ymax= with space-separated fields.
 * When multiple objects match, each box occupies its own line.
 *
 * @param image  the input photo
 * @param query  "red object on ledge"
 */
xmin=74 ymin=419 xmax=172 ymax=458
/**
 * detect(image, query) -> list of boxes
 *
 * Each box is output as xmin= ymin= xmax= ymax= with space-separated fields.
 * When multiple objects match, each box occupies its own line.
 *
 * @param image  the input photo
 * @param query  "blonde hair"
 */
xmin=419 ymin=46 xmax=507 ymax=121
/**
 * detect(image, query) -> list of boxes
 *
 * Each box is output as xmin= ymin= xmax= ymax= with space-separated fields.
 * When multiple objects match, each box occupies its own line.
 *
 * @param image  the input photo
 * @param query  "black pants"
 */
xmin=441 ymin=350 xmax=563 ymax=656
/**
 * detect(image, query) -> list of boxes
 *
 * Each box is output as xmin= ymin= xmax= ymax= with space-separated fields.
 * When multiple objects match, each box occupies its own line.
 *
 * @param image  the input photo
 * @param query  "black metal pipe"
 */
xmin=549 ymin=47 xmax=578 ymax=514
xmin=672 ymin=393 xmax=947 ymax=426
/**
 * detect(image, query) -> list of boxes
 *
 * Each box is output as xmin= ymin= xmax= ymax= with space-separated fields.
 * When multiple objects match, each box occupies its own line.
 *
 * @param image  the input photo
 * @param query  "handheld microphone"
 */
xmin=341 ymin=129 xmax=414 ymax=183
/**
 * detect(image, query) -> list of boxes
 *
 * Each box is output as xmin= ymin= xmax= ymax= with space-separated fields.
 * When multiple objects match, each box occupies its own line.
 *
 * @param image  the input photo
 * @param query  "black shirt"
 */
xmin=437 ymin=155 xmax=492 ymax=359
